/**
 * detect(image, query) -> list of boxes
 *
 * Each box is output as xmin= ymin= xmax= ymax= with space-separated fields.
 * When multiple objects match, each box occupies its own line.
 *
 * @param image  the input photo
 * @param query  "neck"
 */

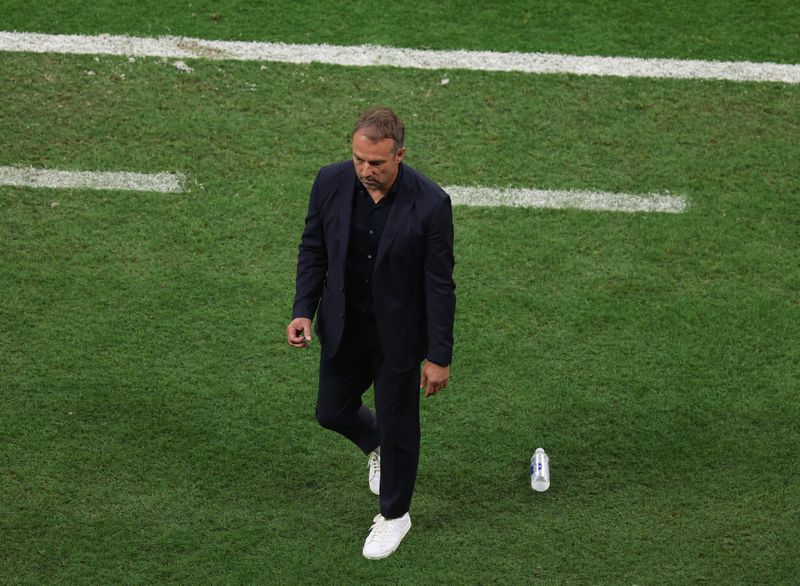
xmin=367 ymin=187 xmax=386 ymax=203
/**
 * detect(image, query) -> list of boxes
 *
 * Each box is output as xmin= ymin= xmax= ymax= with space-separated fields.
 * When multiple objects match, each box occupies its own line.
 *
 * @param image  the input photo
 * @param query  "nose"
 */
xmin=360 ymin=161 xmax=373 ymax=176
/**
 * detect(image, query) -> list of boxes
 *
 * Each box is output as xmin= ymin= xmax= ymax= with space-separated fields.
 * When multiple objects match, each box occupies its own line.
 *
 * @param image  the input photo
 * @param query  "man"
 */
xmin=286 ymin=107 xmax=456 ymax=560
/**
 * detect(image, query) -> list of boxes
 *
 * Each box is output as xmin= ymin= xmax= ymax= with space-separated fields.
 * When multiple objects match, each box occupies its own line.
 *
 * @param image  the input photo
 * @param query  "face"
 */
xmin=352 ymin=132 xmax=405 ymax=194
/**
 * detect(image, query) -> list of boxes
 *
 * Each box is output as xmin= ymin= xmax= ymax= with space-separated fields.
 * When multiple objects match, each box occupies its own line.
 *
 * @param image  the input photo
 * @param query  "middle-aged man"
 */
xmin=286 ymin=107 xmax=456 ymax=559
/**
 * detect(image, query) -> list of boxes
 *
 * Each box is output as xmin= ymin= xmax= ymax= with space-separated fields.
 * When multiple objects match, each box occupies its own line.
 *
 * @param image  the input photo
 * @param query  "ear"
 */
xmin=395 ymin=147 xmax=406 ymax=163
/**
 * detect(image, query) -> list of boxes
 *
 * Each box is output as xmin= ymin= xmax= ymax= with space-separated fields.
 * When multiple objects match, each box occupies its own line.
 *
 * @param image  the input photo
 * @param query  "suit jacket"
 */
xmin=292 ymin=161 xmax=455 ymax=372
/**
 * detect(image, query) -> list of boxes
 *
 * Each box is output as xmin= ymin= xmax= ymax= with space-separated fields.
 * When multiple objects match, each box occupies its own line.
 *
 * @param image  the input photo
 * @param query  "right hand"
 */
xmin=287 ymin=317 xmax=313 ymax=349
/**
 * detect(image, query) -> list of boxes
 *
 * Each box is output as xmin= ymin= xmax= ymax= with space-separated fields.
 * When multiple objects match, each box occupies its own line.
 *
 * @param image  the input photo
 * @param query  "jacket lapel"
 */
xmin=375 ymin=168 xmax=416 ymax=268
xmin=329 ymin=166 xmax=355 ymax=275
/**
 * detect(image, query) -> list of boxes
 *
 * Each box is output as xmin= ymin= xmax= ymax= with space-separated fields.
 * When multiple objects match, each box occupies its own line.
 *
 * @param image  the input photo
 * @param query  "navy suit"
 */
xmin=292 ymin=161 xmax=455 ymax=370
xmin=292 ymin=160 xmax=456 ymax=517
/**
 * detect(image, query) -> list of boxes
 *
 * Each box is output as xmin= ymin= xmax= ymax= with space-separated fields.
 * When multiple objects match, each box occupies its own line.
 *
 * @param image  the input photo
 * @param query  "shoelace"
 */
xmin=366 ymin=515 xmax=393 ymax=543
xmin=368 ymin=453 xmax=380 ymax=477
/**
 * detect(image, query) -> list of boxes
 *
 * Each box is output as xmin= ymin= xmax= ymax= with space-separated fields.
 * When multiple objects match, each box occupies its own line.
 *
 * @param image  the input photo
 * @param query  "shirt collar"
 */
xmin=387 ymin=163 xmax=403 ymax=198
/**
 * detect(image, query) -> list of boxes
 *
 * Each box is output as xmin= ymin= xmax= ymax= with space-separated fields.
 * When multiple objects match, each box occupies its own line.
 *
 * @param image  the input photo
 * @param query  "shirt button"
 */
xmin=367 ymin=254 xmax=372 ymax=259
xmin=369 ymin=229 xmax=373 ymax=235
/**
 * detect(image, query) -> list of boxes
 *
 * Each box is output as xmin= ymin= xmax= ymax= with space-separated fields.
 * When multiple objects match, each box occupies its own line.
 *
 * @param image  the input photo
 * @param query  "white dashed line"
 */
xmin=446 ymin=186 xmax=687 ymax=214
xmin=0 ymin=166 xmax=185 ymax=193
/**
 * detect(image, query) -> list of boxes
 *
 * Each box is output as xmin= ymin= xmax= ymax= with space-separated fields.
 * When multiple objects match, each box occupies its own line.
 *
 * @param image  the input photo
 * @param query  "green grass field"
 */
xmin=2 ymin=2 xmax=799 ymax=584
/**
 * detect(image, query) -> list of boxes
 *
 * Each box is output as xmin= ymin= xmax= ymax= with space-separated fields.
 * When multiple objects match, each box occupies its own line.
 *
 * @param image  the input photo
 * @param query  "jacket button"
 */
xmin=339 ymin=287 xmax=344 ymax=292
xmin=339 ymin=313 xmax=344 ymax=319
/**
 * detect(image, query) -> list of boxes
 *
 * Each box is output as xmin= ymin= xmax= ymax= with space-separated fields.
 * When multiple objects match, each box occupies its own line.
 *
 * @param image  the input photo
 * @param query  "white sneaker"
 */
xmin=367 ymin=449 xmax=380 ymax=495
xmin=362 ymin=513 xmax=412 ymax=560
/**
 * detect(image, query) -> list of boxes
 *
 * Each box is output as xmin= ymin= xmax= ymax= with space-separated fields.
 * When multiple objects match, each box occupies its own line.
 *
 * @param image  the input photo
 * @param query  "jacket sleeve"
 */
xmin=292 ymin=171 xmax=328 ymax=320
xmin=424 ymin=195 xmax=456 ymax=365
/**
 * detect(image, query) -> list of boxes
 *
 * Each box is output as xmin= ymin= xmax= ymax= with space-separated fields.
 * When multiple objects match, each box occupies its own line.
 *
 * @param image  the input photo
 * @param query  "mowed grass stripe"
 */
xmin=0 ymin=166 xmax=185 ymax=193
xmin=1 ymin=31 xmax=799 ymax=83
xmin=447 ymin=186 xmax=687 ymax=213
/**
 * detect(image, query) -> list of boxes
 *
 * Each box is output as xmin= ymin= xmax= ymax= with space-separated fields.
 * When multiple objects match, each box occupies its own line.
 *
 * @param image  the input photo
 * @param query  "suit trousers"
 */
xmin=315 ymin=310 xmax=421 ymax=519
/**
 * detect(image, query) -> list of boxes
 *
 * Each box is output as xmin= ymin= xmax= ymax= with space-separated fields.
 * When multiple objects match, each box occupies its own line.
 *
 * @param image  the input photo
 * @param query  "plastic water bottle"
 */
xmin=530 ymin=448 xmax=550 ymax=492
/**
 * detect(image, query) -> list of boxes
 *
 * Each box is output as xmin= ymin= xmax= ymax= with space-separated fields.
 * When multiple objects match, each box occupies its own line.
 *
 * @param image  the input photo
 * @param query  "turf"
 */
xmin=1 ymin=5 xmax=800 ymax=585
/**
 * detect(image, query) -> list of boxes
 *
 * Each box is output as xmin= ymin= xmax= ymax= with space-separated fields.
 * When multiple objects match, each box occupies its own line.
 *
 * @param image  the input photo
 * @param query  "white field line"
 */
xmin=1 ymin=165 xmax=683 ymax=213
xmin=0 ymin=166 xmax=185 ymax=193
xmin=446 ymin=186 xmax=687 ymax=214
xmin=1 ymin=31 xmax=799 ymax=84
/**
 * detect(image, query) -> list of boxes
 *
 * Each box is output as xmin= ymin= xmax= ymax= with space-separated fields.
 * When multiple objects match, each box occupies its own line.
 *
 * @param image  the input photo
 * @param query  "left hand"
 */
xmin=420 ymin=361 xmax=450 ymax=398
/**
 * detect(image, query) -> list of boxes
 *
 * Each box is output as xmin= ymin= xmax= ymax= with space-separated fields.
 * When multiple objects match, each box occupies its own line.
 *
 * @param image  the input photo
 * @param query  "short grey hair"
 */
xmin=352 ymin=107 xmax=405 ymax=153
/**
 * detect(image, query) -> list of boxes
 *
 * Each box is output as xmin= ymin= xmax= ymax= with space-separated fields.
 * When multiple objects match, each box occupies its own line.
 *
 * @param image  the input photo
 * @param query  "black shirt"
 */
xmin=344 ymin=165 xmax=403 ymax=315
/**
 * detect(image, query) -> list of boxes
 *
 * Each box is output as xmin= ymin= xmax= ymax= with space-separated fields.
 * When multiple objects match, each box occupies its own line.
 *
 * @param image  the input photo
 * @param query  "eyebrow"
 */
xmin=352 ymin=153 xmax=386 ymax=166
